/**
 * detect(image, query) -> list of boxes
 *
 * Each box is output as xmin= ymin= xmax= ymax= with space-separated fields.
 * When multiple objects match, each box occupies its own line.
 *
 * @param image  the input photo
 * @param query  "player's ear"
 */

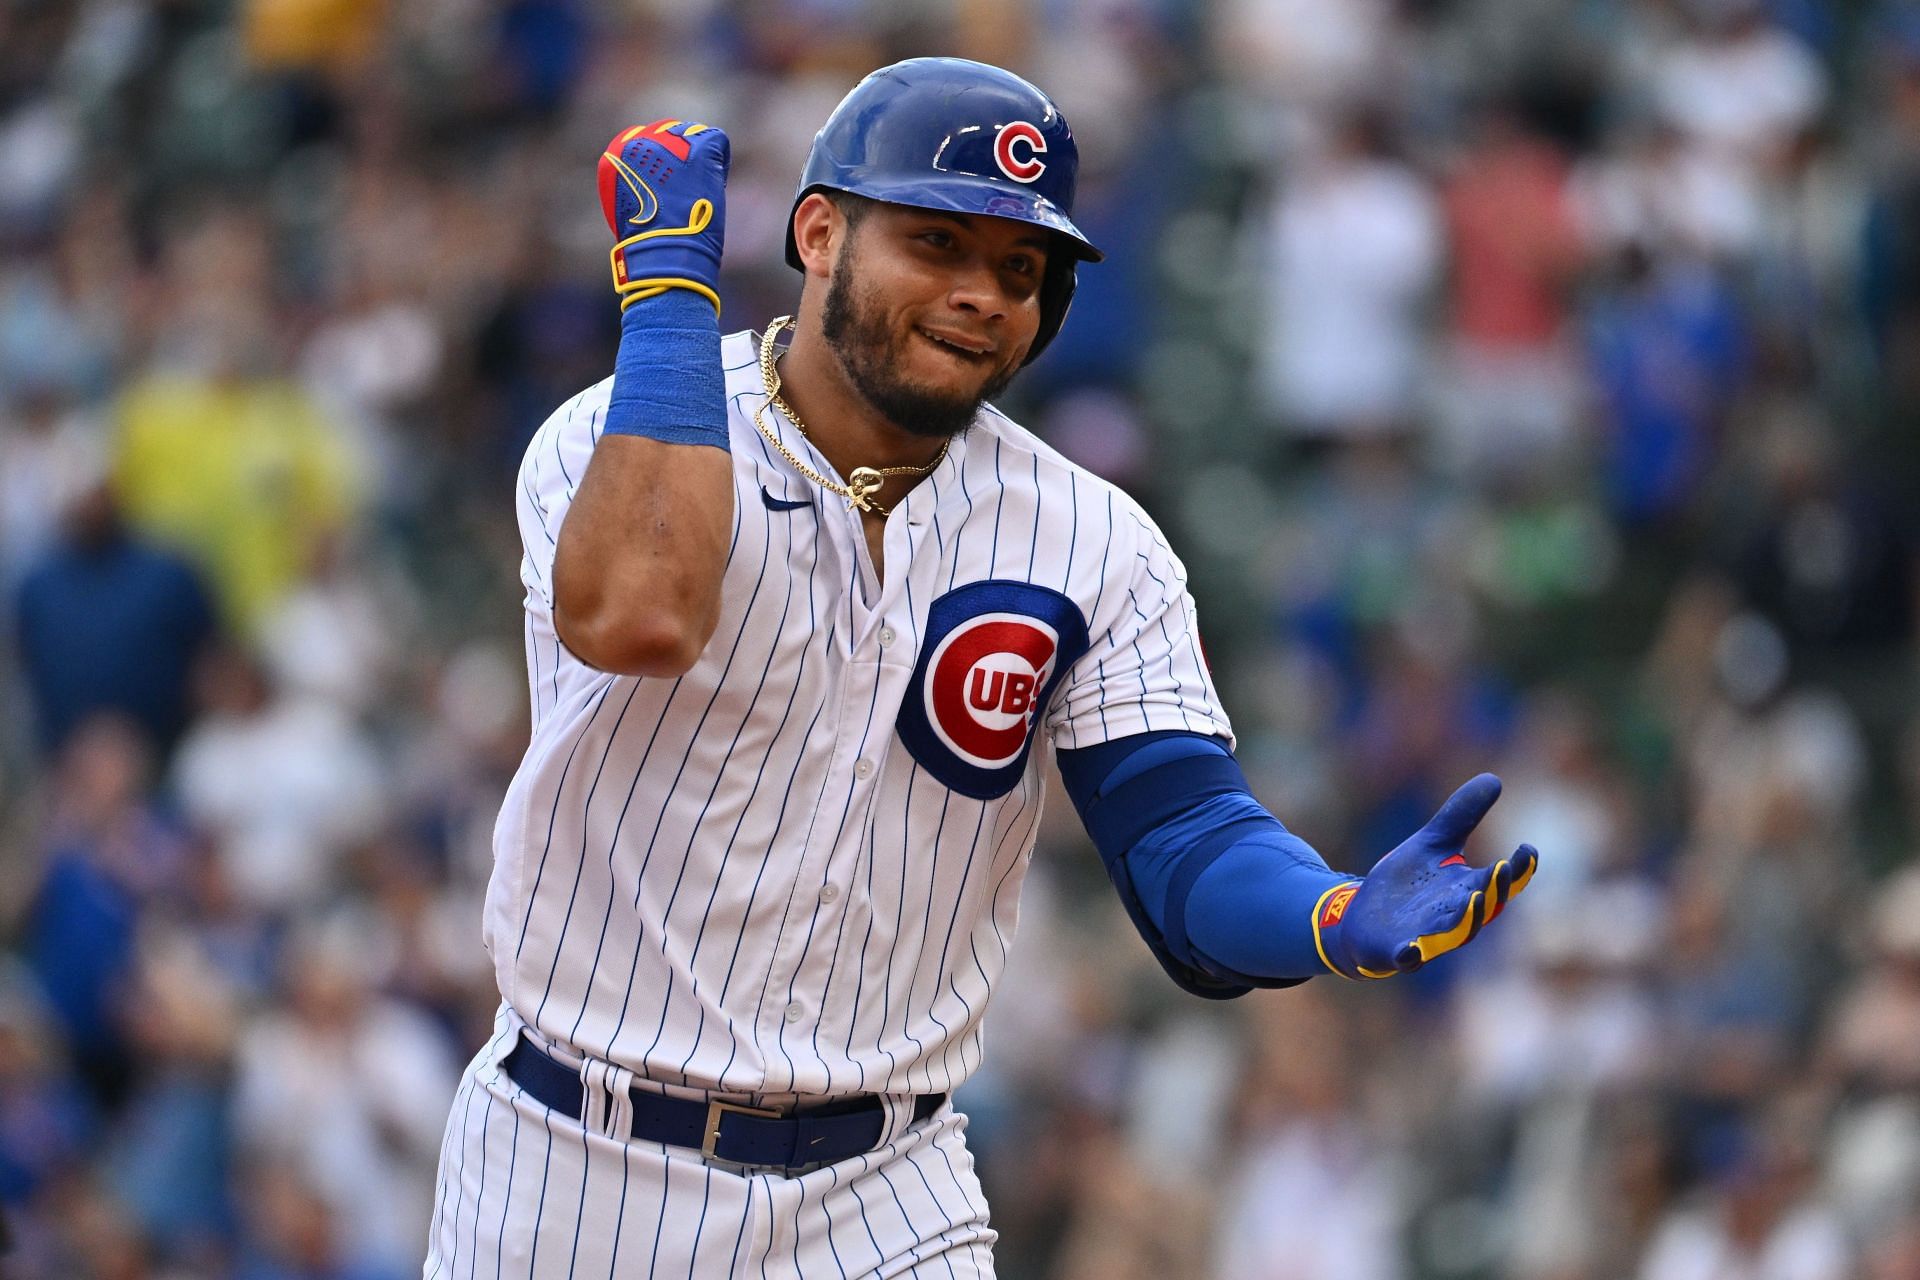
xmin=791 ymin=193 xmax=843 ymax=279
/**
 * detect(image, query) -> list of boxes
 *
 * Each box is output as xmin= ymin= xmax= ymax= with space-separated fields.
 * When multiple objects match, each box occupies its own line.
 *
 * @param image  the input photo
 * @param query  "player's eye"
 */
xmin=917 ymin=229 xmax=956 ymax=250
xmin=1005 ymin=254 xmax=1037 ymax=277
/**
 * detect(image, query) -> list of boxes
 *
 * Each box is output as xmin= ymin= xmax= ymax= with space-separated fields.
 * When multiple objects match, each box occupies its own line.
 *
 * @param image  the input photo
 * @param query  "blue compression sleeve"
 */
xmin=603 ymin=289 xmax=729 ymax=450
xmin=1182 ymin=832 xmax=1352 ymax=978
xmin=1057 ymin=732 xmax=1350 ymax=986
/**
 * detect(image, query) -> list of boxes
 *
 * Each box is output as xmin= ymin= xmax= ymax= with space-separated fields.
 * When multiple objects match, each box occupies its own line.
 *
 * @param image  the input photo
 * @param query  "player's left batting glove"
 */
xmin=597 ymin=119 xmax=729 ymax=314
xmin=1313 ymin=774 xmax=1538 ymax=980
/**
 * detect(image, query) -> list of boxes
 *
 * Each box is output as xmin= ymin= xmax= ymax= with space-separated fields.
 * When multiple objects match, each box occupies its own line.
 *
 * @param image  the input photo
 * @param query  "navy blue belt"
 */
xmin=501 ymin=1036 xmax=945 ymax=1171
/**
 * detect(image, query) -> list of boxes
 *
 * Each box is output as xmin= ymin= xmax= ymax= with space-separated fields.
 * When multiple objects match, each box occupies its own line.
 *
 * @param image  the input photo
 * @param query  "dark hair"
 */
xmin=826 ymin=189 xmax=874 ymax=231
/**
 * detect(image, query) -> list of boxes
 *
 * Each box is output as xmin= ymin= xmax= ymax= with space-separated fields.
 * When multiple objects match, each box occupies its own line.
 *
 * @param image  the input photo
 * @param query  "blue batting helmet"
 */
xmin=784 ymin=57 xmax=1103 ymax=365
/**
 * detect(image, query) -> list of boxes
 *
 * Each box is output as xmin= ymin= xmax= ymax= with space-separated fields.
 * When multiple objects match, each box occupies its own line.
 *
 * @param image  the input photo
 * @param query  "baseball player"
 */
xmin=426 ymin=58 xmax=1538 ymax=1278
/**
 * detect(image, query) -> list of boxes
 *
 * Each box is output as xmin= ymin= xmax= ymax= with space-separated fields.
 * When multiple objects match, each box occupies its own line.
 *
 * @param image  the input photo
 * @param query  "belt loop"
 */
xmin=873 ymin=1094 xmax=915 ymax=1150
xmin=578 ymin=1055 xmax=637 ymax=1140
xmin=482 ymin=1010 xmax=520 ymax=1082
xmin=606 ymin=1063 xmax=636 ymax=1139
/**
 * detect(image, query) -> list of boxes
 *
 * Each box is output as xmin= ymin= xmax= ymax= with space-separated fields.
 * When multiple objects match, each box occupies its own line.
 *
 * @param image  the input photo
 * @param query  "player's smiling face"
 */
xmin=821 ymin=202 xmax=1049 ymax=439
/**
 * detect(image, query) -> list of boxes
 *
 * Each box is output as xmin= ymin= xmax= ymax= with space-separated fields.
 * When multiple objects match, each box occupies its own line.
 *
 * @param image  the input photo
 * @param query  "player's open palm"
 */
xmin=1314 ymin=774 xmax=1538 ymax=979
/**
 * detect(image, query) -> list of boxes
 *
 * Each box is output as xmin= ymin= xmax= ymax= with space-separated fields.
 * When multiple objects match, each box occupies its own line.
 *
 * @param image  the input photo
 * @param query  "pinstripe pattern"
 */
xmin=441 ymin=327 xmax=1227 ymax=1275
xmin=427 ymin=1010 xmax=995 ymax=1277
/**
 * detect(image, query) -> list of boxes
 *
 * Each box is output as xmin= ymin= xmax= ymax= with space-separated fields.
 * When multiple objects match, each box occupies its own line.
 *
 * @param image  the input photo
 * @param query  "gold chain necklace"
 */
xmin=751 ymin=315 xmax=949 ymax=516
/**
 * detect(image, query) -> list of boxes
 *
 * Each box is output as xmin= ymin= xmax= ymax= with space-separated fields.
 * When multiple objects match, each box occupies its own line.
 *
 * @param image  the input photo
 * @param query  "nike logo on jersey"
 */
xmin=760 ymin=486 xmax=812 ymax=511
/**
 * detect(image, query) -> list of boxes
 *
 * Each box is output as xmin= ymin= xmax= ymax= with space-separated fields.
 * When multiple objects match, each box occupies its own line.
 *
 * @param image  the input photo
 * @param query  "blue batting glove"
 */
xmin=1313 ymin=774 xmax=1539 ymax=980
xmin=597 ymin=119 xmax=730 ymax=315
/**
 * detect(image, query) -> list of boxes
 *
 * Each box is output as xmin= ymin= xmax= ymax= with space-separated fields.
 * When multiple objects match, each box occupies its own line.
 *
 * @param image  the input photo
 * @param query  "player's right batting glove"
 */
xmin=598 ymin=119 xmax=730 ymax=314
xmin=1313 ymin=774 xmax=1538 ymax=980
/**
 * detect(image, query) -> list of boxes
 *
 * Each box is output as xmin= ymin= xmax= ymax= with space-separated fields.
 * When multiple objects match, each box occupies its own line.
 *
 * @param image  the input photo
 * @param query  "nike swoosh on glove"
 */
xmin=598 ymin=119 xmax=730 ymax=313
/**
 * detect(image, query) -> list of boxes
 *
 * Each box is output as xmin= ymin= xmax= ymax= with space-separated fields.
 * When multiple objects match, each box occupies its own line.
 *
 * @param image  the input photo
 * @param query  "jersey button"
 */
xmin=785 ymin=1003 xmax=804 ymax=1023
xmin=819 ymin=883 xmax=839 ymax=903
xmin=854 ymin=758 xmax=874 ymax=780
xmin=878 ymin=626 xmax=897 ymax=648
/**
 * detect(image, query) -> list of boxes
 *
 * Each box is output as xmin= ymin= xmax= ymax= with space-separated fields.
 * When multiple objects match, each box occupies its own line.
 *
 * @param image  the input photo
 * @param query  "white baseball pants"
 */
xmin=423 ymin=1013 xmax=996 ymax=1279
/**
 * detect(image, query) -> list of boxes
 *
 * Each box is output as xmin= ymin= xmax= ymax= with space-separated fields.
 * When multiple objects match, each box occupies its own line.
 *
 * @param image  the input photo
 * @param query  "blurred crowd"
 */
xmin=3 ymin=0 xmax=1920 ymax=1276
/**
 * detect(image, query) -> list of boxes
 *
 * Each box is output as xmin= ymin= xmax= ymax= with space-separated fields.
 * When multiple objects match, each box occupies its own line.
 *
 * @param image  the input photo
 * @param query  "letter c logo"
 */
xmin=993 ymin=121 xmax=1048 ymax=184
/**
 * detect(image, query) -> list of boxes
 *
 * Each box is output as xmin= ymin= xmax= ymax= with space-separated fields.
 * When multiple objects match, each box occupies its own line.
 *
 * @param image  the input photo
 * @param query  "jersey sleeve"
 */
xmin=515 ymin=380 xmax=612 ymax=615
xmin=1046 ymin=496 xmax=1233 ymax=751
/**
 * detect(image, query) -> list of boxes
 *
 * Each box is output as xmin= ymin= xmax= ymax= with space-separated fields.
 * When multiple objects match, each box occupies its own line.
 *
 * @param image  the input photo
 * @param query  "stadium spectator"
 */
xmin=1252 ymin=112 xmax=1443 ymax=440
xmin=1433 ymin=100 xmax=1587 ymax=480
xmin=12 ymin=470 xmax=217 ymax=761
xmin=111 ymin=205 xmax=360 ymax=635
xmin=231 ymin=917 xmax=457 ymax=1279
xmin=19 ymin=716 xmax=189 ymax=1108
xmin=170 ymin=643 xmax=385 ymax=915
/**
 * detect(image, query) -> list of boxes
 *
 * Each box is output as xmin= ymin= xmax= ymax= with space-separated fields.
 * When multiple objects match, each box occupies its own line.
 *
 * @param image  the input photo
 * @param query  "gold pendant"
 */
xmin=846 ymin=467 xmax=885 ymax=512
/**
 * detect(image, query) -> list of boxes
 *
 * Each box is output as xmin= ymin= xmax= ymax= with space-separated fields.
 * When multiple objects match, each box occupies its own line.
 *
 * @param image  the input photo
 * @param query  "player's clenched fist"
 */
xmin=1313 ymin=773 xmax=1538 ymax=979
xmin=597 ymin=120 xmax=730 ymax=313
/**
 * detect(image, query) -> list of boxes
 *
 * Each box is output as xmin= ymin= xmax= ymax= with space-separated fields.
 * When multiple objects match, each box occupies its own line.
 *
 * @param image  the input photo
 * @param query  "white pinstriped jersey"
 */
xmin=487 ymin=327 xmax=1230 ymax=1101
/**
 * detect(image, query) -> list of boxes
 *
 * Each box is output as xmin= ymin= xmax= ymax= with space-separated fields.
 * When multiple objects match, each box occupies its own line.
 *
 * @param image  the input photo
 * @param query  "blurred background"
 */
xmin=2 ymin=0 xmax=1920 ymax=1276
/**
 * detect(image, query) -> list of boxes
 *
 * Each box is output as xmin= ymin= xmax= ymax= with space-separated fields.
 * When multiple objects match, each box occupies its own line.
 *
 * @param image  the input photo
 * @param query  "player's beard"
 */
xmin=821 ymin=253 xmax=1019 ymax=440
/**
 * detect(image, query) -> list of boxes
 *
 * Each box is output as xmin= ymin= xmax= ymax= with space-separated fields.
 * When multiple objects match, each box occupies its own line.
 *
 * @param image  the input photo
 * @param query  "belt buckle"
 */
xmin=701 ymin=1099 xmax=781 ymax=1160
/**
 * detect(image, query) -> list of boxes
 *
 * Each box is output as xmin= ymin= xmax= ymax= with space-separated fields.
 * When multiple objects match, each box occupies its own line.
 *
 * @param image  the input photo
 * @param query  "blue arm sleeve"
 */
xmin=1056 ymin=732 xmax=1350 ymax=995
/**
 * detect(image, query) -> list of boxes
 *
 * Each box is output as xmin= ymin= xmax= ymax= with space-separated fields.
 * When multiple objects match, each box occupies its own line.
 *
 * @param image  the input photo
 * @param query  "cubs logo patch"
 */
xmin=897 ymin=580 xmax=1090 ymax=799
xmin=926 ymin=613 xmax=1057 ymax=768
xmin=993 ymin=121 xmax=1048 ymax=183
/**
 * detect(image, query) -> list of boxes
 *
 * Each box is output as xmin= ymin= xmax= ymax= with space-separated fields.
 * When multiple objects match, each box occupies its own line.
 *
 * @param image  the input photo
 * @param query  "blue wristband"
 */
xmin=603 ymin=289 xmax=729 ymax=451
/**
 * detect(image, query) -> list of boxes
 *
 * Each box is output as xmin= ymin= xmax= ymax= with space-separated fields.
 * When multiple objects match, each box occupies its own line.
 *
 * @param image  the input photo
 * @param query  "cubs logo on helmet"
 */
xmin=993 ymin=122 xmax=1048 ymax=183
xmin=897 ymin=581 xmax=1090 ymax=799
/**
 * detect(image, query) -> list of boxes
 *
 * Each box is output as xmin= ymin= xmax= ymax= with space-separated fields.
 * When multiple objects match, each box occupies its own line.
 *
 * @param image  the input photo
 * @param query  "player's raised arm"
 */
xmin=552 ymin=120 xmax=736 ymax=677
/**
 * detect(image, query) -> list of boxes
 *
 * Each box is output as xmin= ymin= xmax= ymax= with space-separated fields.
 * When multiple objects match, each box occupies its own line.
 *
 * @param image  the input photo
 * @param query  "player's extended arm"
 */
xmin=553 ymin=120 xmax=736 ymax=678
xmin=1055 ymin=732 xmax=1538 ymax=994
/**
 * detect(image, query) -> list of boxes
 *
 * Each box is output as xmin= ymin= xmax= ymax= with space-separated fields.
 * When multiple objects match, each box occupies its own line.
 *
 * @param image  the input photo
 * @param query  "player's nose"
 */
xmin=944 ymin=258 xmax=1014 ymax=322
